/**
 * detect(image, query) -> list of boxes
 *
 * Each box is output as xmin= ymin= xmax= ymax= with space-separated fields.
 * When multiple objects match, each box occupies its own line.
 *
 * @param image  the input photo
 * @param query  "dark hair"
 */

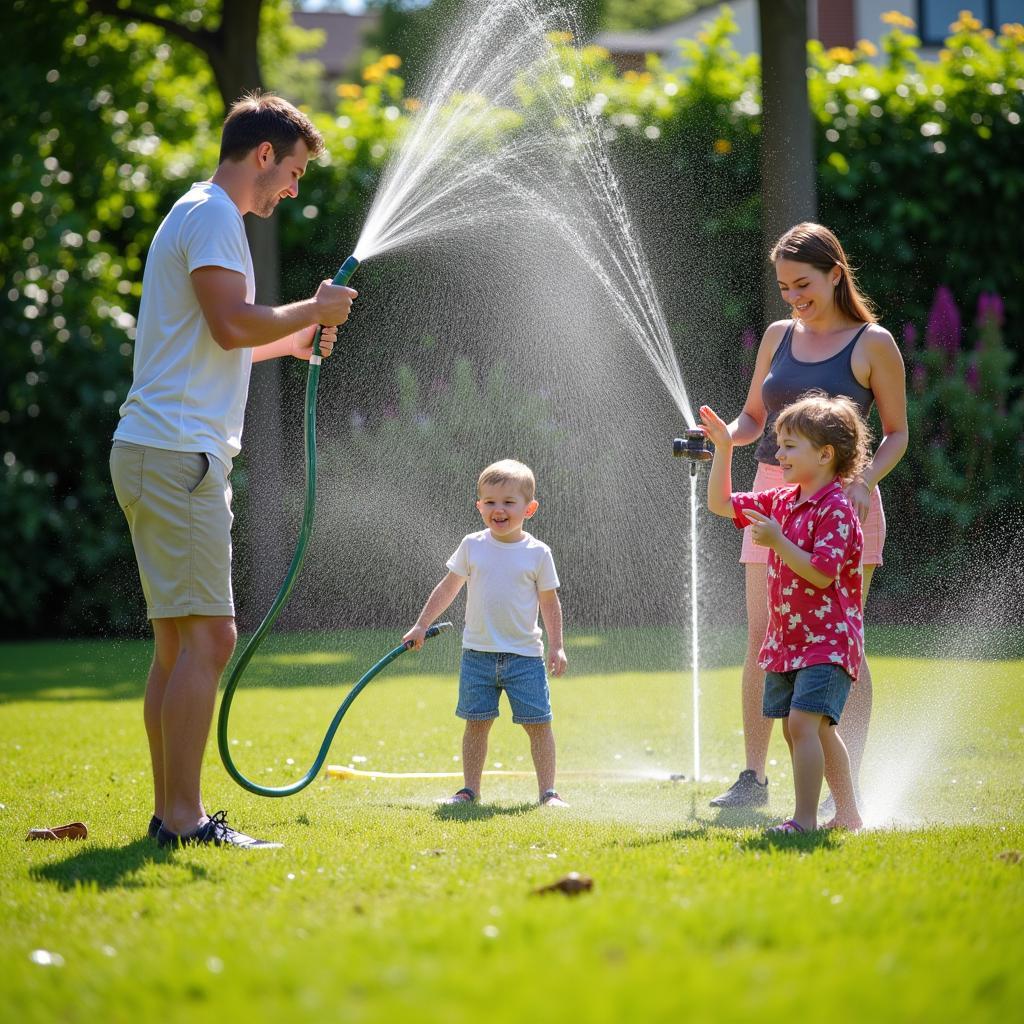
xmin=770 ymin=222 xmax=876 ymax=324
xmin=219 ymin=90 xmax=324 ymax=164
xmin=774 ymin=390 xmax=871 ymax=482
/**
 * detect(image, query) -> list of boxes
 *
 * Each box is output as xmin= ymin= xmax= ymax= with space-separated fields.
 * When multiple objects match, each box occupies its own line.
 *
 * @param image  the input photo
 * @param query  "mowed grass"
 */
xmin=1 ymin=627 xmax=1022 ymax=1024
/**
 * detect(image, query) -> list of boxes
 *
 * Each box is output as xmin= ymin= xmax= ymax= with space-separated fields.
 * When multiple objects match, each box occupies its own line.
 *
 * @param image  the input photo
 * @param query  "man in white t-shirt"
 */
xmin=404 ymin=459 xmax=569 ymax=808
xmin=110 ymin=91 xmax=357 ymax=849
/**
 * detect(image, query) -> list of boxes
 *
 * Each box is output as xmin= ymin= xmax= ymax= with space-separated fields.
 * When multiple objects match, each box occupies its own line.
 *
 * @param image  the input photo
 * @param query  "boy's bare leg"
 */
xmin=160 ymin=615 xmax=236 ymax=836
xmin=461 ymin=719 xmax=493 ymax=796
xmin=742 ymin=564 xmax=773 ymax=782
xmin=522 ymin=722 xmax=556 ymax=796
xmin=786 ymin=709 xmax=825 ymax=831
xmin=821 ymin=721 xmax=862 ymax=829
xmin=144 ymin=618 xmax=181 ymax=822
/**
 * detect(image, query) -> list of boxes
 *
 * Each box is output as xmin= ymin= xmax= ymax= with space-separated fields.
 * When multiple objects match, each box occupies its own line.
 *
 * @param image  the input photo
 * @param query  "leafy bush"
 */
xmin=884 ymin=286 xmax=1024 ymax=586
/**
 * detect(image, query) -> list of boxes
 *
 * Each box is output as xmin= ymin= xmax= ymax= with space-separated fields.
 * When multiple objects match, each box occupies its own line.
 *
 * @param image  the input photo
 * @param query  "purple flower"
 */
xmin=926 ymin=286 xmax=961 ymax=356
xmin=975 ymin=292 xmax=1004 ymax=328
xmin=902 ymin=322 xmax=918 ymax=350
xmin=912 ymin=363 xmax=928 ymax=394
xmin=965 ymin=360 xmax=979 ymax=393
xmin=741 ymin=327 xmax=757 ymax=351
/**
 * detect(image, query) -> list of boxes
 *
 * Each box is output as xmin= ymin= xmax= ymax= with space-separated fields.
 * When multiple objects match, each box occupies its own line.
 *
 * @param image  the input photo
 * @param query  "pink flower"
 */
xmin=902 ymin=322 xmax=918 ymax=350
xmin=741 ymin=327 xmax=758 ymax=351
xmin=926 ymin=286 xmax=961 ymax=356
xmin=911 ymin=363 xmax=928 ymax=394
xmin=975 ymin=292 xmax=1004 ymax=328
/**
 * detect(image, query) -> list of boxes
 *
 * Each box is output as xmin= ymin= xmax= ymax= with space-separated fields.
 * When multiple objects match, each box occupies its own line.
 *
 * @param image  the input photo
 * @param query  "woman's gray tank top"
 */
xmin=753 ymin=320 xmax=874 ymax=464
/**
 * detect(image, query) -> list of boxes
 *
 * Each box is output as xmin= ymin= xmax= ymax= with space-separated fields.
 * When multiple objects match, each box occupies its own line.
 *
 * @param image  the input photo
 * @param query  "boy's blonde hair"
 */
xmin=774 ymin=391 xmax=871 ymax=482
xmin=477 ymin=459 xmax=536 ymax=501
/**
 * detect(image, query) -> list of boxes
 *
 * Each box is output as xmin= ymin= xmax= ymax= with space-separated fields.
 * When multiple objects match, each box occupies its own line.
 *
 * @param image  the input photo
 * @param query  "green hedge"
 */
xmin=2 ymin=6 xmax=1022 ymax=635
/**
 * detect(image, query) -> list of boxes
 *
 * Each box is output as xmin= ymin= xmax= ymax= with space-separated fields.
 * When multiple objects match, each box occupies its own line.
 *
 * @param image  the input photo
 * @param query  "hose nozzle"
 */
xmin=673 ymin=428 xmax=713 ymax=467
xmin=425 ymin=621 xmax=453 ymax=640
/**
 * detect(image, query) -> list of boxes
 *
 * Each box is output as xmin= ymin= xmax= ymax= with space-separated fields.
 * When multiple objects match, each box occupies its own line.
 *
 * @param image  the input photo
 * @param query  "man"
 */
xmin=110 ymin=91 xmax=357 ymax=848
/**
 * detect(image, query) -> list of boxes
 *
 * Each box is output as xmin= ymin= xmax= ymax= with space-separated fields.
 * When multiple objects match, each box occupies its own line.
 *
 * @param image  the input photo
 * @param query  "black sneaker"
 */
xmin=709 ymin=770 xmax=768 ymax=808
xmin=147 ymin=815 xmax=162 ymax=840
xmin=156 ymin=810 xmax=282 ymax=849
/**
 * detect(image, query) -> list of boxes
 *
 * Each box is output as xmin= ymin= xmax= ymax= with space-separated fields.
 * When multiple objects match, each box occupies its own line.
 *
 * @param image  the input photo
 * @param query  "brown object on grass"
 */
xmin=533 ymin=871 xmax=594 ymax=896
xmin=25 ymin=822 xmax=88 ymax=841
xmin=996 ymin=850 xmax=1022 ymax=864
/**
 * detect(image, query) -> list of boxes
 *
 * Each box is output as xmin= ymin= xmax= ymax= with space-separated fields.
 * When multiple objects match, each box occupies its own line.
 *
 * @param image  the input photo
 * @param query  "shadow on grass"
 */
xmin=30 ymin=838 xmax=209 ymax=891
xmin=433 ymin=801 xmax=538 ymax=821
xmin=740 ymin=830 xmax=841 ymax=854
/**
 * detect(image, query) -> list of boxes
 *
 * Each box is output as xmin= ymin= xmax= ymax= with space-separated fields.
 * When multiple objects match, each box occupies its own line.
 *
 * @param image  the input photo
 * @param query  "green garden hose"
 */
xmin=216 ymin=254 xmax=452 ymax=797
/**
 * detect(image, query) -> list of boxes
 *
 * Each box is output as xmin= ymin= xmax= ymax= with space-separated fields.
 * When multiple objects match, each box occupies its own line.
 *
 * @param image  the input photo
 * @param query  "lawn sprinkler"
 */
xmin=216 ymin=254 xmax=457 ymax=798
xmin=672 ymin=428 xmax=713 ymax=477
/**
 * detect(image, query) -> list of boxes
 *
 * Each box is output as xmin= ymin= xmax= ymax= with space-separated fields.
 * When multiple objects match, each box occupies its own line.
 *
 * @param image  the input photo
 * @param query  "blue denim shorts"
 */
xmin=457 ymin=650 xmax=552 ymax=724
xmin=763 ymin=663 xmax=853 ymax=726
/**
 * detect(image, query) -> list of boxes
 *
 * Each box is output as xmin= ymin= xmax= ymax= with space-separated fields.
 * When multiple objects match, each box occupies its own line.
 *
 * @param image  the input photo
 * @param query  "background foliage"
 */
xmin=2 ymin=4 xmax=1022 ymax=636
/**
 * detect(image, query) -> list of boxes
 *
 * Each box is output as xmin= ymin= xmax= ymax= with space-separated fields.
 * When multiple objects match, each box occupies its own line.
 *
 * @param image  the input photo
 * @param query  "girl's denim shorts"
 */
xmin=457 ymin=649 xmax=552 ymax=724
xmin=763 ymin=663 xmax=853 ymax=726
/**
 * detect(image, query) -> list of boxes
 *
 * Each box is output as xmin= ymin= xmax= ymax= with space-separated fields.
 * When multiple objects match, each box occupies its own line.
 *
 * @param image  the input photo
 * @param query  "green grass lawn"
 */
xmin=2 ymin=627 xmax=1022 ymax=1023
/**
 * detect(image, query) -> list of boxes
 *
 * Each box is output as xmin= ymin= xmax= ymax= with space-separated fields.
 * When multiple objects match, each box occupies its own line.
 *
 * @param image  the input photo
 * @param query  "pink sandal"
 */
xmin=766 ymin=818 xmax=806 ymax=834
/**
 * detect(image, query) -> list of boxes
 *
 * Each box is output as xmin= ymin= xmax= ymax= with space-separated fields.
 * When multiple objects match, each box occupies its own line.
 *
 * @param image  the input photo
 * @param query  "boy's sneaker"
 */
xmin=147 ymin=815 xmax=162 ymax=840
xmin=155 ymin=810 xmax=282 ymax=849
xmin=540 ymin=789 xmax=569 ymax=808
xmin=709 ymin=770 xmax=768 ymax=808
xmin=439 ymin=788 xmax=477 ymax=804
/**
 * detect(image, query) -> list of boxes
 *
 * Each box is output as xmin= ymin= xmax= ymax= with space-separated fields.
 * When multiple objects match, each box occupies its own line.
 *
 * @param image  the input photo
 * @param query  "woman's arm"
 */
xmin=727 ymin=321 xmax=788 ymax=446
xmin=847 ymin=327 xmax=909 ymax=517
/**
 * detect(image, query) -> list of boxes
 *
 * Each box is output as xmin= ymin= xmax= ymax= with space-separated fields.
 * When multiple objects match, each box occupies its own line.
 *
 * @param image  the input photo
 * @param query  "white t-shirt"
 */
xmin=114 ymin=181 xmax=255 ymax=467
xmin=446 ymin=530 xmax=560 ymax=657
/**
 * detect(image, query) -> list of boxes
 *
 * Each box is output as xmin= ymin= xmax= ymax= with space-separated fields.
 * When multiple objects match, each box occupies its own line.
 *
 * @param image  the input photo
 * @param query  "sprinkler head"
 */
xmin=672 ymin=428 xmax=713 ymax=466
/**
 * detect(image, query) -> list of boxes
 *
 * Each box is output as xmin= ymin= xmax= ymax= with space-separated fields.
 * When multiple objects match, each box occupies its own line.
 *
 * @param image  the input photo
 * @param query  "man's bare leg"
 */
xmin=159 ymin=615 xmax=236 ymax=836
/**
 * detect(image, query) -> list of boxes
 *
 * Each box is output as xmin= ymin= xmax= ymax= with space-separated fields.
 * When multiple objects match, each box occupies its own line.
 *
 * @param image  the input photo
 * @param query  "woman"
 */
xmin=709 ymin=222 xmax=908 ymax=812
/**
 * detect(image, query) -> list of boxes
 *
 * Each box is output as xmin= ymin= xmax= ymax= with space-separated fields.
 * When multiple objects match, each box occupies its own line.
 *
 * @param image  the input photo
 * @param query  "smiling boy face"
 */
xmin=475 ymin=482 xmax=538 ymax=543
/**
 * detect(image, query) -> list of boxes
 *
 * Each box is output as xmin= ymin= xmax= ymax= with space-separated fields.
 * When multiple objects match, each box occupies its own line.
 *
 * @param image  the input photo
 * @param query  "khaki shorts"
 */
xmin=110 ymin=441 xmax=234 ymax=619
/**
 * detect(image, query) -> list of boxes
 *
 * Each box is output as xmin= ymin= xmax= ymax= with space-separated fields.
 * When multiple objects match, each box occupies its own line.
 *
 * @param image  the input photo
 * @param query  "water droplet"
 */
xmin=30 ymin=950 xmax=64 ymax=967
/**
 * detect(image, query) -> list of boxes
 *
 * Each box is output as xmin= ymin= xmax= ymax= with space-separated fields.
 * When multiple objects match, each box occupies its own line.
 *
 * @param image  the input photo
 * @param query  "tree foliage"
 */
xmin=2 ymin=4 xmax=1022 ymax=635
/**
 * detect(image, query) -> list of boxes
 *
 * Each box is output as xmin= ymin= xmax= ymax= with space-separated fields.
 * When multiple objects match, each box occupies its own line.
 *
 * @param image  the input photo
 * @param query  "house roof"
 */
xmin=293 ymin=11 xmax=379 ymax=78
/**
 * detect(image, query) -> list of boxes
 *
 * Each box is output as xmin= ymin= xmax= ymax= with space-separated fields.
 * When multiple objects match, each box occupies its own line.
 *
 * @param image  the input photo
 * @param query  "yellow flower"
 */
xmin=881 ymin=10 xmax=916 ymax=29
xmin=713 ymin=138 xmax=732 ymax=155
xmin=827 ymin=46 xmax=856 ymax=63
xmin=951 ymin=11 xmax=983 ymax=33
xmin=381 ymin=54 xmax=402 ymax=70
xmin=404 ymin=97 xmax=422 ymax=112
xmin=1001 ymin=22 xmax=1024 ymax=42
xmin=856 ymin=39 xmax=878 ymax=56
xmin=362 ymin=62 xmax=385 ymax=83
xmin=337 ymin=82 xmax=362 ymax=99
xmin=547 ymin=31 xmax=572 ymax=44
xmin=939 ymin=47 xmax=952 ymax=60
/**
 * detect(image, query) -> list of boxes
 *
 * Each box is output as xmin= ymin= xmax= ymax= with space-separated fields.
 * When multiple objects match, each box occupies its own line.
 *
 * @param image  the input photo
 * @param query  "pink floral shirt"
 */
xmin=732 ymin=480 xmax=864 ymax=680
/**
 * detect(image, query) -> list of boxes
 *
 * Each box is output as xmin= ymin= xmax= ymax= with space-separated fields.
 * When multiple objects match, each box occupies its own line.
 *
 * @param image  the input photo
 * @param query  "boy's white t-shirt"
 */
xmin=114 ymin=181 xmax=255 ymax=468
xmin=447 ymin=530 xmax=560 ymax=657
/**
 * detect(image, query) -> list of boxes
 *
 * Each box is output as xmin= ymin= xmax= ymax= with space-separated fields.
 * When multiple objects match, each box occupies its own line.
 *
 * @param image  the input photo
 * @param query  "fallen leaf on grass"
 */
xmin=532 ymin=871 xmax=594 ymax=896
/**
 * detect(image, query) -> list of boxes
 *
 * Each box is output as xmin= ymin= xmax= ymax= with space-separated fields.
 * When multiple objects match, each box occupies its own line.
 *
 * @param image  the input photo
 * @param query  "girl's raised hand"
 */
xmin=698 ymin=405 xmax=732 ymax=447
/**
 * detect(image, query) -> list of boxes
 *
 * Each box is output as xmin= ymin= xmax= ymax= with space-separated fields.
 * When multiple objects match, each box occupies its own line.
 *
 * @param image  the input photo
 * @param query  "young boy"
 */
xmin=700 ymin=392 xmax=869 ymax=833
xmin=403 ymin=459 xmax=569 ymax=807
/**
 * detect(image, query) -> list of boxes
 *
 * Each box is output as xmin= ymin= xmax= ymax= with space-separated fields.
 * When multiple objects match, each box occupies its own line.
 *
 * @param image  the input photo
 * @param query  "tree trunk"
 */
xmin=758 ymin=0 xmax=817 ymax=322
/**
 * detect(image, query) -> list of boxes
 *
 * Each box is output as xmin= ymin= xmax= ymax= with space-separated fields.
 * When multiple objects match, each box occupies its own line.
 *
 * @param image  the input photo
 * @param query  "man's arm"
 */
xmin=191 ymin=266 xmax=356 ymax=352
xmin=251 ymin=324 xmax=338 ymax=363
xmin=538 ymin=588 xmax=567 ymax=677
